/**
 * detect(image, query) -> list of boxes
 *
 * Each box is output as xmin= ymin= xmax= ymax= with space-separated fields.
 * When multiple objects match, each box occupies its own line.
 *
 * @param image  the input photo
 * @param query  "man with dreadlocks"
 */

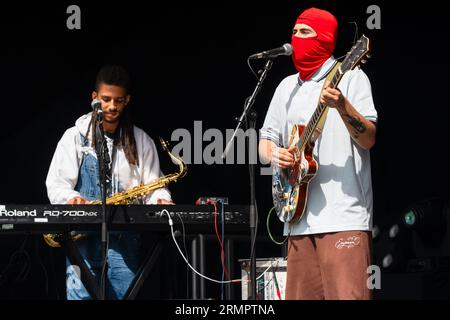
xmin=258 ymin=8 xmax=378 ymax=299
xmin=46 ymin=65 xmax=172 ymax=300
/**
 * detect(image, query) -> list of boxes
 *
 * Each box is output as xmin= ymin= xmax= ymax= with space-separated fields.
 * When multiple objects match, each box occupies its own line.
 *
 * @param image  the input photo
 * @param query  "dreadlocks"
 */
xmin=87 ymin=65 xmax=139 ymax=166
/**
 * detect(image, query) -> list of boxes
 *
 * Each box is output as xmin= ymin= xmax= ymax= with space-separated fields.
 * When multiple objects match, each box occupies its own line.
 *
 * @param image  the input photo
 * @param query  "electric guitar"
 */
xmin=272 ymin=35 xmax=371 ymax=224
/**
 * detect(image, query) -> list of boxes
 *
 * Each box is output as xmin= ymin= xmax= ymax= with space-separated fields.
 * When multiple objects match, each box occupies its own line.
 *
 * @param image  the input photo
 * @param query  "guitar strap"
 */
xmin=315 ymin=61 xmax=342 ymax=135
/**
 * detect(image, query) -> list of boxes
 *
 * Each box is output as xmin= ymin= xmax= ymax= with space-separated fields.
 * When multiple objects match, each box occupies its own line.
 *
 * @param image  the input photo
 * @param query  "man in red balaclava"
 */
xmin=291 ymin=7 xmax=337 ymax=81
xmin=259 ymin=8 xmax=378 ymax=300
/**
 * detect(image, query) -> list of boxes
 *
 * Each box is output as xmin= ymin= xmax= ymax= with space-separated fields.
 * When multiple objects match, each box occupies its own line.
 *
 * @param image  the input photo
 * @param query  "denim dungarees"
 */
xmin=66 ymin=134 xmax=141 ymax=300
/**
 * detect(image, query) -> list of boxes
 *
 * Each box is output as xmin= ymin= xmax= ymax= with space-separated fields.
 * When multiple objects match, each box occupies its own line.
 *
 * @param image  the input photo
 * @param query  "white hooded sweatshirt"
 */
xmin=46 ymin=112 xmax=172 ymax=204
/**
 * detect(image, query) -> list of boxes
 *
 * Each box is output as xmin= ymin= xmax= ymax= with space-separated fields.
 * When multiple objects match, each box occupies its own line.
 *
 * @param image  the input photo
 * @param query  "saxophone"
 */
xmin=43 ymin=138 xmax=187 ymax=247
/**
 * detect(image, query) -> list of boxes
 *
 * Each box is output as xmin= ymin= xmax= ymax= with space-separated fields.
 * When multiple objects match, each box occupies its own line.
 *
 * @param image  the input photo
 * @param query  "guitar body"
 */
xmin=272 ymin=124 xmax=318 ymax=224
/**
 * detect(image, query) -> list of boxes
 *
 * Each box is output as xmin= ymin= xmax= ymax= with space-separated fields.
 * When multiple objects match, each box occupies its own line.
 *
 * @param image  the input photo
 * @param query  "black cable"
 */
xmin=247 ymin=58 xmax=260 ymax=80
xmin=0 ymin=235 xmax=32 ymax=288
xmin=334 ymin=22 xmax=360 ymax=62
xmin=348 ymin=21 xmax=359 ymax=45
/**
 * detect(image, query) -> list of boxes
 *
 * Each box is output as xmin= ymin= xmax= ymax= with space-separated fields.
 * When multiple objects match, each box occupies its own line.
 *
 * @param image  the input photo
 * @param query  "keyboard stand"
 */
xmin=61 ymin=232 xmax=165 ymax=300
xmin=60 ymin=233 xmax=101 ymax=299
xmin=123 ymin=237 xmax=165 ymax=300
xmin=191 ymin=234 xmax=235 ymax=300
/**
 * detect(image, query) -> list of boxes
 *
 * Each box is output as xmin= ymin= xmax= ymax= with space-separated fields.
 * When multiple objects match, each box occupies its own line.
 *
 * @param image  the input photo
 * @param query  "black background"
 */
xmin=0 ymin=0 xmax=449 ymax=300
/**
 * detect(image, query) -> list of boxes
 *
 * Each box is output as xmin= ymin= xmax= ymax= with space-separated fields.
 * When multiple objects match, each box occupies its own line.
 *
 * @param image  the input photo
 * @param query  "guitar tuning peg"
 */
xmin=361 ymin=59 xmax=367 ymax=64
xmin=366 ymin=54 xmax=372 ymax=59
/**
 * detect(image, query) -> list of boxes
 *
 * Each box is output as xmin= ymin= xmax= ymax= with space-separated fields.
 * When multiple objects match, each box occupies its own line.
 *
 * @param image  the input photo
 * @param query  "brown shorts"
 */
xmin=285 ymin=230 xmax=372 ymax=300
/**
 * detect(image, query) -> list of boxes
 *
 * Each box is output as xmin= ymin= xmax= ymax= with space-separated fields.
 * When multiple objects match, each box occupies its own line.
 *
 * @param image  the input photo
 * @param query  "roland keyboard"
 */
xmin=0 ymin=204 xmax=249 ymax=233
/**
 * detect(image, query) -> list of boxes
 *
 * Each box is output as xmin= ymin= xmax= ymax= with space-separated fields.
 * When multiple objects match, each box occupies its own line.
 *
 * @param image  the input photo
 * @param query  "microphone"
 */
xmin=249 ymin=43 xmax=293 ymax=59
xmin=91 ymin=99 xmax=102 ymax=113
xmin=173 ymin=230 xmax=182 ymax=238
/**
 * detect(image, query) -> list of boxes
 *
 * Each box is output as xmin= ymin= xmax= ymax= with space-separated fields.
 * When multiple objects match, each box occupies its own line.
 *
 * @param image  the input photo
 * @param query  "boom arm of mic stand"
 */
xmin=222 ymin=59 xmax=273 ymax=160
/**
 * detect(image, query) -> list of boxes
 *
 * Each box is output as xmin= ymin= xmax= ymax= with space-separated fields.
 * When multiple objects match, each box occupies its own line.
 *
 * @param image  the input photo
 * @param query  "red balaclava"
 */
xmin=291 ymin=8 xmax=338 ymax=81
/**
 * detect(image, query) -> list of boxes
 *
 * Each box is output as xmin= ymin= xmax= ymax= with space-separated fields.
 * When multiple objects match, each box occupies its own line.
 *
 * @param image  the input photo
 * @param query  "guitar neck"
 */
xmin=297 ymin=67 xmax=344 ymax=150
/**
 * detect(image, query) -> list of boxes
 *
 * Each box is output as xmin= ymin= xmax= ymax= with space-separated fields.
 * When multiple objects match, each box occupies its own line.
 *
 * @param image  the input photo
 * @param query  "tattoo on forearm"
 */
xmin=348 ymin=116 xmax=366 ymax=132
xmin=345 ymin=115 xmax=366 ymax=139
xmin=339 ymin=107 xmax=367 ymax=139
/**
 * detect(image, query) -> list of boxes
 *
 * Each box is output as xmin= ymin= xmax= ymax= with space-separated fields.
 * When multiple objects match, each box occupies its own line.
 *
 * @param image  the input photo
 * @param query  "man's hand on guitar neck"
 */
xmin=320 ymin=80 xmax=377 ymax=150
xmin=259 ymin=139 xmax=295 ymax=169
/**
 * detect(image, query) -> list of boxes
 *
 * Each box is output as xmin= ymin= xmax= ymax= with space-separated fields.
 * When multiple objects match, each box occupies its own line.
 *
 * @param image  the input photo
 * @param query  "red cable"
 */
xmin=211 ymin=201 xmax=230 ymax=279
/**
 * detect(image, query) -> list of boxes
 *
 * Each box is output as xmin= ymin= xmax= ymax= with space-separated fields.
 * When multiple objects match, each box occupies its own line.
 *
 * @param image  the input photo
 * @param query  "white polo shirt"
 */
xmin=260 ymin=57 xmax=378 ymax=235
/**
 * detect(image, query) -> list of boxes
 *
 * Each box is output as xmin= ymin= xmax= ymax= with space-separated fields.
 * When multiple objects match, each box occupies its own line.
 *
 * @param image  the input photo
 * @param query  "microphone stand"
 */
xmin=223 ymin=58 xmax=273 ymax=300
xmin=94 ymin=108 xmax=111 ymax=300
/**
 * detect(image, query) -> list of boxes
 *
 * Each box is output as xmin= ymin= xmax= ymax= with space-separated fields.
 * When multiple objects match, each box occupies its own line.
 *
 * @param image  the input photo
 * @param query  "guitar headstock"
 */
xmin=341 ymin=35 xmax=371 ymax=72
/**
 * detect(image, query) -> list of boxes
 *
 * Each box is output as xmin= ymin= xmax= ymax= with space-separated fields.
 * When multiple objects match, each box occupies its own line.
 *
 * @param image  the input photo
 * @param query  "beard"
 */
xmin=103 ymin=110 xmax=121 ymax=124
